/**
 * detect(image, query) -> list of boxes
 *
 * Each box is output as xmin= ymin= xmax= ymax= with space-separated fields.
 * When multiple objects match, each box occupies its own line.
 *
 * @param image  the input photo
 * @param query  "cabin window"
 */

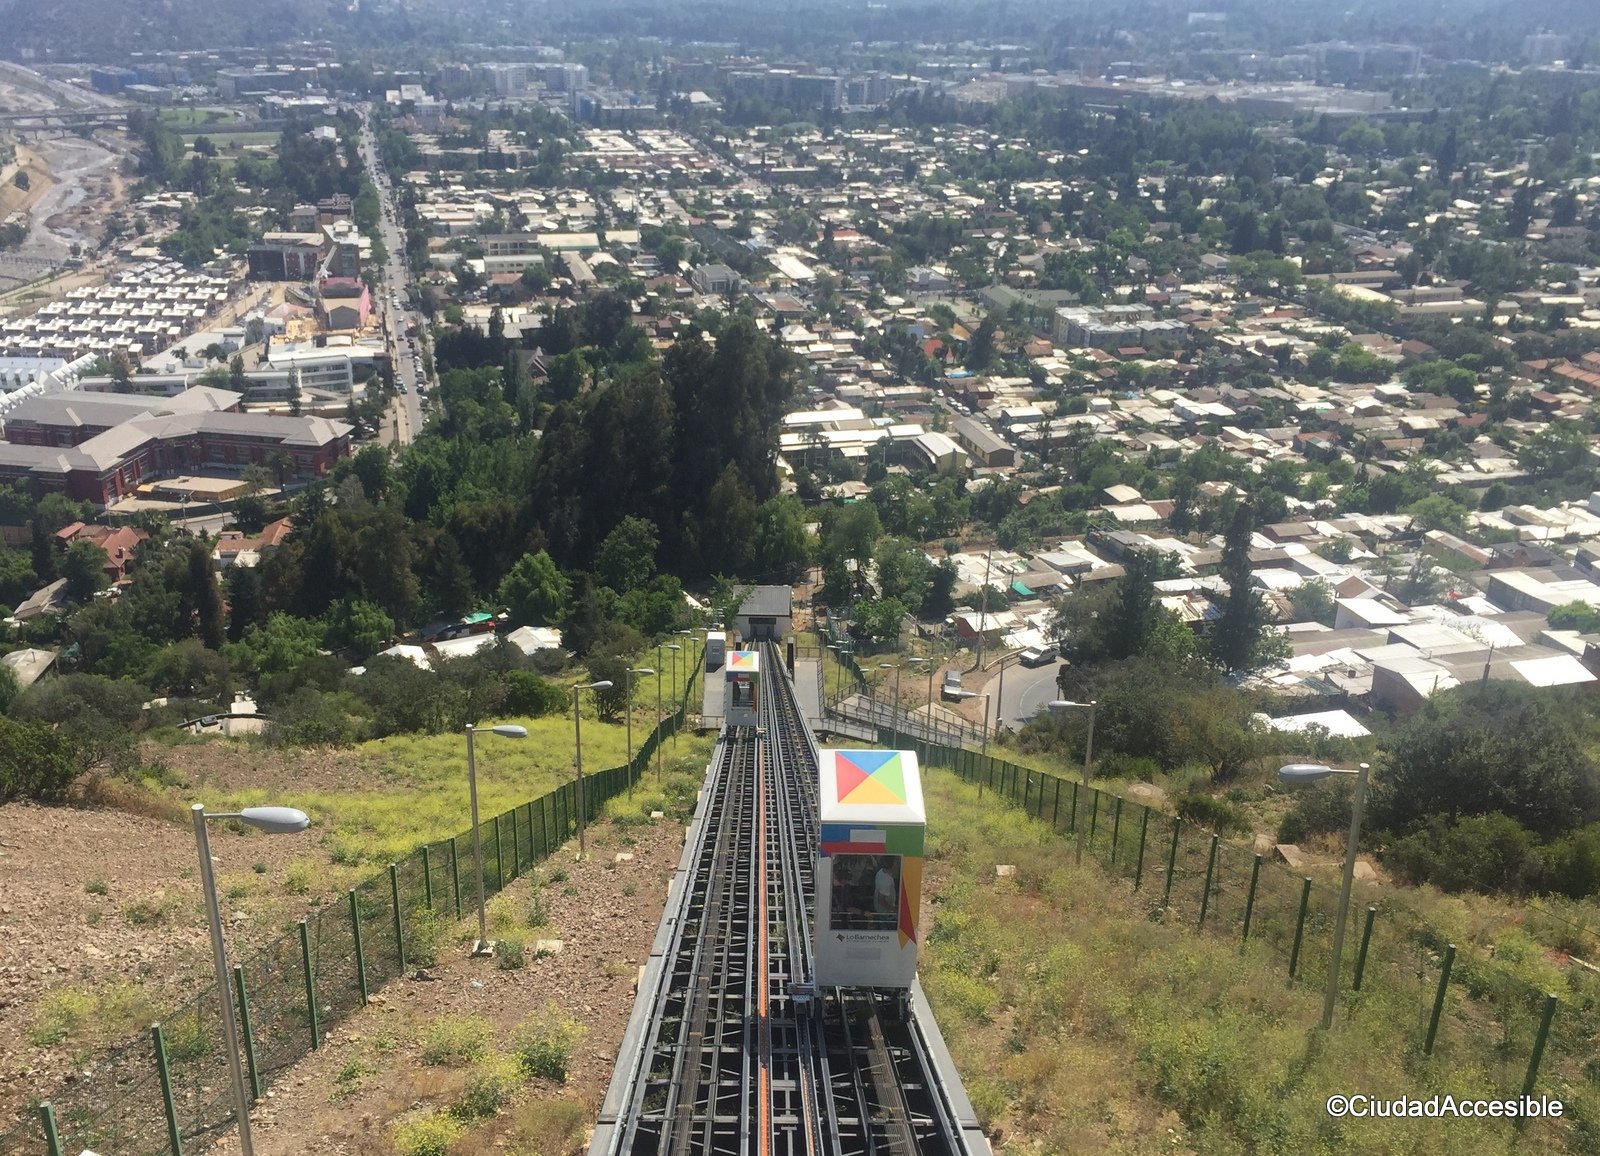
xmin=829 ymin=854 xmax=899 ymax=931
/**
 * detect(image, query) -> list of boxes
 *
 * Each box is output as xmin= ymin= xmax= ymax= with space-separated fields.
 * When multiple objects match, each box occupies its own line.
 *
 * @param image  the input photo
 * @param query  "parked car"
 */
xmin=1018 ymin=645 xmax=1059 ymax=668
xmin=940 ymin=669 xmax=965 ymax=701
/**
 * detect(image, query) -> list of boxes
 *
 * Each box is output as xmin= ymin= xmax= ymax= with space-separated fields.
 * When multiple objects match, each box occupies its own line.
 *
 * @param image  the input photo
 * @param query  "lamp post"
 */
xmin=662 ymin=643 xmax=681 ymax=776
xmin=878 ymin=661 xmax=903 ymax=749
xmin=1278 ymin=761 xmax=1372 ymax=1031
xmin=908 ymin=656 xmax=932 ymax=744
xmin=624 ymin=667 xmax=655 ymax=800
xmin=572 ymin=680 xmax=613 ymax=857
xmin=465 ymin=723 xmax=528 ymax=954
xmin=951 ymin=689 xmax=992 ymax=761
xmin=1048 ymin=700 xmax=1097 ymax=864
xmin=191 ymin=803 xmax=310 ymax=1156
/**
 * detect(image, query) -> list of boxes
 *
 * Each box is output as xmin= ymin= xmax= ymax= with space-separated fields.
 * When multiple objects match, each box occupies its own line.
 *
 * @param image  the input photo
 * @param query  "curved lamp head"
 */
xmin=585 ymin=680 xmax=614 ymax=691
xmin=238 ymin=806 xmax=311 ymax=834
xmin=665 ymin=643 xmax=681 ymax=651
xmin=489 ymin=724 xmax=528 ymax=739
xmin=1278 ymin=763 xmax=1338 ymax=786
xmin=1047 ymin=699 xmax=1095 ymax=711
xmin=629 ymin=667 xmax=656 ymax=676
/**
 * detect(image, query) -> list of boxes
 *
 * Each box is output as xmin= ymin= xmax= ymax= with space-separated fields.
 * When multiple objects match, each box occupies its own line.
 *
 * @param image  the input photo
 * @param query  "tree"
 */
xmin=0 ymin=718 xmax=78 ymax=803
xmin=1373 ymin=683 xmax=1600 ymax=842
xmin=596 ymin=516 xmax=659 ymax=594
xmin=109 ymin=351 xmax=133 ymax=392
xmin=60 ymin=540 xmax=108 ymax=602
xmin=1208 ymin=500 xmax=1282 ymax=673
xmin=1548 ymin=601 xmax=1600 ymax=633
xmin=965 ymin=312 xmax=998 ymax=371
xmin=185 ymin=539 xmax=226 ymax=649
xmin=498 ymin=550 xmax=570 ymax=626
xmin=325 ymin=598 xmax=396 ymax=657
xmin=226 ymin=565 xmax=266 ymax=642
xmin=1288 ymin=578 xmax=1335 ymax=626
xmin=1406 ymin=495 xmax=1468 ymax=534
xmin=752 ymin=495 xmax=810 ymax=580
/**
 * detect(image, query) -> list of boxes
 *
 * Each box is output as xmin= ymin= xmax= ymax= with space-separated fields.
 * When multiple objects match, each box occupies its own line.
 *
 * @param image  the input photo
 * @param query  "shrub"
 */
xmin=0 ymin=717 xmax=79 ymax=803
xmin=391 ymin=1110 xmax=463 ymax=1156
xmin=512 ymin=1005 xmax=585 ymax=1081
xmin=501 ymin=669 xmax=567 ymax=717
xmin=420 ymin=1014 xmax=492 ymax=1066
xmin=1276 ymin=777 xmax=1354 ymax=845
xmin=85 ymin=878 xmax=109 ymax=896
xmin=1385 ymin=813 xmax=1542 ymax=894
xmin=453 ymin=1053 xmax=524 ymax=1119
xmin=495 ymin=938 xmax=526 ymax=970
xmin=1175 ymin=794 xmax=1250 ymax=836
xmin=29 ymin=989 xmax=94 ymax=1046
xmin=1541 ymin=821 xmax=1600 ymax=900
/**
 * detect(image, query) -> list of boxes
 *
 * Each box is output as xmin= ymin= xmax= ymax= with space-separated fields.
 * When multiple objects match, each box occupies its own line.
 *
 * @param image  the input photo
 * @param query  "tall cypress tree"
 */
xmin=1210 ymin=499 xmax=1270 ymax=673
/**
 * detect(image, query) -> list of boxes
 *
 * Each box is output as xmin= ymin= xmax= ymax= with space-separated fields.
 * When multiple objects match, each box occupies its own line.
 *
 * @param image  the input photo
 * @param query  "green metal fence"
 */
xmin=896 ymin=731 xmax=1600 ymax=1133
xmin=1 ymin=676 xmax=698 ymax=1156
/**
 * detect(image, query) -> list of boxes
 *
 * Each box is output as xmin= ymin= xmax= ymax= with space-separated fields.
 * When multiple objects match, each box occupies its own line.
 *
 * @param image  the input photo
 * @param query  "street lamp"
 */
xmin=1278 ymin=761 xmax=1372 ymax=1031
xmin=572 ymin=680 xmax=613 ymax=857
xmin=465 ymin=723 xmax=527 ymax=954
xmin=674 ymin=630 xmax=695 ymax=750
xmin=993 ymin=650 xmax=1026 ymax=740
xmin=949 ymin=688 xmax=991 ymax=762
xmin=624 ymin=667 xmax=655 ymax=800
xmin=661 ymin=643 xmax=681 ymax=775
xmin=191 ymin=803 xmax=310 ymax=1156
xmin=1048 ymin=700 xmax=1097 ymax=864
xmin=907 ymin=656 xmax=933 ymax=743
xmin=878 ymin=661 xmax=903 ymax=749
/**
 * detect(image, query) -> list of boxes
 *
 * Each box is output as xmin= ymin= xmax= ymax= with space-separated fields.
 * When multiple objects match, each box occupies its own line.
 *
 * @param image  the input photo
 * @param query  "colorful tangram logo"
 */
xmin=832 ymin=750 xmax=907 ymax=807
xmin=728 ymin=650 xmax=758 ymax=671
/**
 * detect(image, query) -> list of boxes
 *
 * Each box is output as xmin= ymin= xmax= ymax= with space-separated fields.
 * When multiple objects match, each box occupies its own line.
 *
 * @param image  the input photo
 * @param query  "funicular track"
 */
xmin=591 ymin=644 xmax=988 ymax=1156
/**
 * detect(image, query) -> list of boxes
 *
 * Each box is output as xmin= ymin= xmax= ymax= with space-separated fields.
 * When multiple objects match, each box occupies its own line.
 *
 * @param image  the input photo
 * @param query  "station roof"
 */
xmin=818 ymin=749 xmax=925 ymax=830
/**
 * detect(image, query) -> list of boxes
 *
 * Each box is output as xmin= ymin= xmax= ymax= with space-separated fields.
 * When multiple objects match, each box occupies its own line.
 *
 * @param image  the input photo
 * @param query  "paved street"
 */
xmin=358 ymin=114 xmax=426 ymax=446
xmin=980 ymin=656 xmax=1065 ymax=731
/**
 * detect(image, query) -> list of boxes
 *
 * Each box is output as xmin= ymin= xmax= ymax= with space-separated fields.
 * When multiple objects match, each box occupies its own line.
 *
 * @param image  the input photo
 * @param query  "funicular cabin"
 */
xmin=724 ymin=648 xmax=761 ymax=727
xmin=813 ymin=749 xmax=926 ymax=990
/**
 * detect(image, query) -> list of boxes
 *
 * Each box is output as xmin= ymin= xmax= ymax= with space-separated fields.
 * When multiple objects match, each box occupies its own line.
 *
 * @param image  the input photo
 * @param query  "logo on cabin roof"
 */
xmin=831 ymin=750 xmax=907 ymax=806
xmin=727 ymin=651 xmax=758 ymax=671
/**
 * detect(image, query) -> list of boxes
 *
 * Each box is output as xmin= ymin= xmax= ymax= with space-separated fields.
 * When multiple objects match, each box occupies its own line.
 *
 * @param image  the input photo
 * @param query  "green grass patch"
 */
xmin=512 ymin=1004 xmax=584 ymax=1082
xmin=420 ymin=1013 xmax=492 ymax=1066
xmin=917 ymin=767 xmax=1600 ymax=1153
xmin=391 ymin=1109 xmax=463 ymax=1156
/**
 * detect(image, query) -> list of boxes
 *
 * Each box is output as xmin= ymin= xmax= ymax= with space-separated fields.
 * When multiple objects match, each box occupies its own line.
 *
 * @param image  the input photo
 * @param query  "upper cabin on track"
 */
xmin=724 ymin=648 xmax=761 ymax=727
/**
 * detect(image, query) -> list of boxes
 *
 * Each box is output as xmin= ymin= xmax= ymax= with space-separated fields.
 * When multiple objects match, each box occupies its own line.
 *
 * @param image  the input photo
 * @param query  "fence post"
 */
xmin=1089 ymin=788 xmax=1102 ymax=848
xmin=422 ymin=845 xmax=433 ymax=911
xmin=348 ymin=889 xmax=368 ymax=1004
xmin=511 ymin=807 xmax=520 ymax=878
xmin=1198 ymin=834 xmax=1219 ymax=926
xmin=494 ymin=813 xmax=505 ymax=890
xmin=1289 ymin=878 xmax=1313 ymax=980
xmin=151 ymin=1024 xmax=183 ymax=1156
xmin=1052 ymin=779 xmax=1062 ymax=828
xmin=1423 ymin=944 xmax=1456 ymax=1056
xmin=1242 ymin=854 xmax=1263 ymax=942
xmin=1353 ymin=906 xmax=1376 ymax=990
xmin=1161 ymin=819 xmax=1181 ymax=908
xmin=1133 ymin=807 xmax=1150 ymax=890
xmin=299 ymin=918 xmax=320 ymax=1049
xmin=1520 ymin=993 xmax=1558 ymax=1101
xmin=1023 ymin=772 xmax=1031 ymax=813
xmin=37 ymin=1103 xmax=63 ymax=1156
xmin=389 ymin=863 xmax=406 ymax=972
xmin=1068 ymin=782 xmax=1078 ymax=833
xmin=233 ymin=964 xmax=261 ymax=1100
xmin=1110 ymin=797 xmax=1123 ymax=866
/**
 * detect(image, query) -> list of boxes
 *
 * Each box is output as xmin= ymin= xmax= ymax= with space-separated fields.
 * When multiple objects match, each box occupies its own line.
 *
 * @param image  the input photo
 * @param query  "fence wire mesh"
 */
xmin=3 ymin=693 xmax=694 ymax=1156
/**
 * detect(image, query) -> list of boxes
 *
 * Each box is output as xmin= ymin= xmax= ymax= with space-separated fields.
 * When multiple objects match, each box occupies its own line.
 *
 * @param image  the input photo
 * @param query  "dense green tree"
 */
xmin=1373 ymin=684 xmax=1600 ymax=842
xmin=60 ymin=540 xmax=108 ymax=603
xmin=596 ymin=516 xmax=659 ymax=595
xmin=225 ymin=565 xmax=266 ymax=643
xmin=186 ymin=540 xmax=226 ymax=650
xmin=750 ymin=495 xmax=811 ymax=582
xmin=325 ymin=598 xmax=396 ymax=657
xmin=498 ymin=550 xmax=570 ymax=626
xmin=1209 ymin=501 xmax=1282 ymax=673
